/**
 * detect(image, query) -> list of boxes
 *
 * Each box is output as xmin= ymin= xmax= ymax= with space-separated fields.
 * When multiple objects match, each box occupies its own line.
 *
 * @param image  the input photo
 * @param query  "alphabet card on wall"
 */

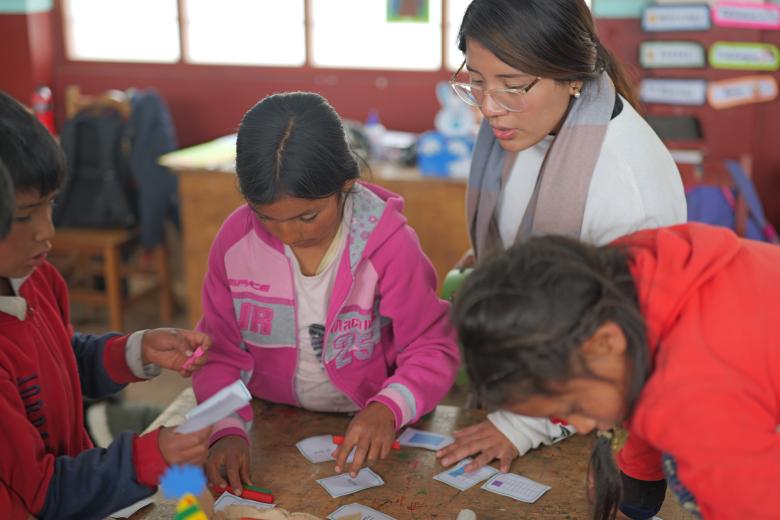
xmin=640 ymin=41 xmax=707 ymax=68
xmin=640 ymin=78 xmax=709 ymax=106
xmin=642 ymin=4 xmax=711 ymax=32
xmin=708 ymin=75 xmax=779 ymax=109
xmin=712 ymin=2 xmax=780 ymax=30
xmin=709 ymin=41 xmax=780 ymax=71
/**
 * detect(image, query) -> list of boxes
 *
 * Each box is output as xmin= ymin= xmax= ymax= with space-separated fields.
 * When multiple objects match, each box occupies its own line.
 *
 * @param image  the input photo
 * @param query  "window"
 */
xmin=183 ymin=0 xmax=305 ymax=66
xmin=63 ymin=0 xmax=180 ymax=63
xmin=310 ymin=0 xmax=441 ymax=70
xmin=445 ymin=0 xmax=471 ymax=70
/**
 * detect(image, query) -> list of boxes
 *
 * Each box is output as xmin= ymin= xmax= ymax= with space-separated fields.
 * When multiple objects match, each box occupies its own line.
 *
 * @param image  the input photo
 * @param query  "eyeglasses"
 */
xmin=449 ymin=60 xmax=542 ymax=113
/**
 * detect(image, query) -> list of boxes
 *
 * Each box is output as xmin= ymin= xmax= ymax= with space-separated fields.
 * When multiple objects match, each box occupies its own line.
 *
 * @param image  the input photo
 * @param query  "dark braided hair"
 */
xmin=452 ymin=235 xmax=650 ymax=520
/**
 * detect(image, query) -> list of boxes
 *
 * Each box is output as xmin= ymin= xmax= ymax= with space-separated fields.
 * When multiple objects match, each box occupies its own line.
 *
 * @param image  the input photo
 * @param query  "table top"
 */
xmin=133 ymin=389 xmax=691 ymax=520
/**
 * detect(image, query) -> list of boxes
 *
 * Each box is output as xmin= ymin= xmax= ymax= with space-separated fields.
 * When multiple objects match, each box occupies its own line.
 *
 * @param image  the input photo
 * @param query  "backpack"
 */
xmin=685 ymin=159 xmax=779 ymax=244
xmin=54 ymin=107 xmax=137 ymax=228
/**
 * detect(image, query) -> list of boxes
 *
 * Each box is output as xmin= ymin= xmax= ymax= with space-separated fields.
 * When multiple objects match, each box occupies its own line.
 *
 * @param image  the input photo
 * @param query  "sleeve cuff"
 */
xmin=132 ymin=429 xmax=169 ymax=488
xmin=103 ymin=334 xmax=142 ymax=384
xmin=209 ymin=415 xmax=250 ymax=446
xmin=488 ymin=410 xmax=534 ymax=456
xmin=368 ymin=383 xmax=419 ymax=430
xmin=125 ymin=330 xmax=161 ymax=379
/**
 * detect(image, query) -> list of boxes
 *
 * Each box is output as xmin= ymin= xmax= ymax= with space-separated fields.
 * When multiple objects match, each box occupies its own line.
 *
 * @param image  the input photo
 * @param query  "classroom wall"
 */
xmin=0 ymin=8 xmax=54 ymax=105
xmin=596 ymin=17 xmax=780 ymax=234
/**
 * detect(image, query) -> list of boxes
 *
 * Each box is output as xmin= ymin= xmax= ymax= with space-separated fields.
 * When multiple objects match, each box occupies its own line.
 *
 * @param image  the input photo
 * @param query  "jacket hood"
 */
xmin=616 ymin=223 xmax=742 ymax=360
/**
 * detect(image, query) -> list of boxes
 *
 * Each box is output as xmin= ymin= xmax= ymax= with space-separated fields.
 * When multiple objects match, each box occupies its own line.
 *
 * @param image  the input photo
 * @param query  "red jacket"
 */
xmin=616 ymin=223 xmax=780 ymax=520
xmin=0 ymin=262 xmax=167 ymax=519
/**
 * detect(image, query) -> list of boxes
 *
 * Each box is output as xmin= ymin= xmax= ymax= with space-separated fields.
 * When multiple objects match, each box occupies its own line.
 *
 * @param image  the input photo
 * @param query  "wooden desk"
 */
xmin=135 ymin=389 xmax=692 ymax=520
xmin=172 ymin=162 xmax=469 ymax=327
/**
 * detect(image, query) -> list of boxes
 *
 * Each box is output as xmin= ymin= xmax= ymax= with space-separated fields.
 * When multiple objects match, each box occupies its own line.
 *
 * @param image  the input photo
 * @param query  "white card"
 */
xmin=296 ymin=435 xmax=355 ymax=464
xmin=481 ymin=473 xmax=551 ymax=503
xmin=317 ymin=468 xmax=385 ymax=498
xmin=109 ymin=497 xmax=153 ymax=518
xmin=398 ymin=428 xmax=454 ymax=450
xmin=213 ymin=491 xmax=276 ymax=512
xmin=433 ymin=458 xmax=499 ymax=491
xmin=176 ymin=379 xmax=251 ymax=434
xmin=328 ymin=502 xmax=397 ymax=520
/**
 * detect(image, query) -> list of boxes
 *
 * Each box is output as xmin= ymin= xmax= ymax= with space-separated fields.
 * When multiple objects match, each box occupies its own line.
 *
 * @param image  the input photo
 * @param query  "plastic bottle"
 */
xmin=31 ymin=85 xmax=56 ymax=135
xmin=364 ymin=109 xmax=386 ymax=161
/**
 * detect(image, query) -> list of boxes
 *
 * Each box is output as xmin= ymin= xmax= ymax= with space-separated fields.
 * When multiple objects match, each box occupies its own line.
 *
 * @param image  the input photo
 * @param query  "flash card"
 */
xmin=297 ymin=435 xmax=354 ymax=464
xmin=316 ymin=468 xmax=385 ymax=498
xmin=328 ymin=502 xmax=397 ymax=519
xmin=433 ymin=458 xmax=499 ymax=491
xmin=481 ymin=473 xmax=551 ymax=503
xmin=397 ymin=428 xmax=453 ymax=450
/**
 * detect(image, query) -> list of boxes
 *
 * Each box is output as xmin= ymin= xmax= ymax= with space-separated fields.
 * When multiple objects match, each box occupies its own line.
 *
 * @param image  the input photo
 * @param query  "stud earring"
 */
xmin=573 ymin=89 xmax=582 ymax=99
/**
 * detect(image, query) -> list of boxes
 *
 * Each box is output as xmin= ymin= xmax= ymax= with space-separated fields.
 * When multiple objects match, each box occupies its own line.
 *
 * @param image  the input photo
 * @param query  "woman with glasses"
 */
xmin=437 ymin=0 xmax=686 ymax=496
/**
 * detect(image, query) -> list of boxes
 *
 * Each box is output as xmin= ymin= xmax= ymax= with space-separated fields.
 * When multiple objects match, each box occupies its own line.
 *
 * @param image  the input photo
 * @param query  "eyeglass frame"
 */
xmin=449 ymin=59 xmax=542 ymax=113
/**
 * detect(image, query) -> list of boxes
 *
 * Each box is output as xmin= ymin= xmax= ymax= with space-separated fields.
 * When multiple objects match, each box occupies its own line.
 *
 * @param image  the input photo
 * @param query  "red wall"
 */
xmin=0 ymin=9 xmax=54 ymax=106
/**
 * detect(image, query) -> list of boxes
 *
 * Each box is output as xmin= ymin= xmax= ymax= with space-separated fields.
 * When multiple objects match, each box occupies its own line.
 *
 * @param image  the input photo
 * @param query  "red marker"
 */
xmin=210 ymin=484 xmax=274 ymax=504
xmin=332 ymin=435 xmax=400 ymax=450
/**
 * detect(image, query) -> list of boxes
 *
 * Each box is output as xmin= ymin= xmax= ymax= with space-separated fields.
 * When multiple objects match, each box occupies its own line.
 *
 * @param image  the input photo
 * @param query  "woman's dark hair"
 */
xmin=236 ymin=91 xmax=360 ymax=205
xmin=452 ymin=235 xmax=650 ymax=520
xmin=457 ymin=0 xmax=639 ymax=108
xmin=0 ymin=91 xmax=66 ymax=198
xmin=0 ymin=159 xmax=13 ymax=239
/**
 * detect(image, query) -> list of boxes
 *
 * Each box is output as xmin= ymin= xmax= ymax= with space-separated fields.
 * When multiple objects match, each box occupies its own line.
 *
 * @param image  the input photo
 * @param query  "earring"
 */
xmin=573 ymin=89 xmax=582 ymax=99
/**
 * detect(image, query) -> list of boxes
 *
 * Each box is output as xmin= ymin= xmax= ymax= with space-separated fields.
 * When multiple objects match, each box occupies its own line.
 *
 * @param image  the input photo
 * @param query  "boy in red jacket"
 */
xmin=0 ymin=91 xmax=213 ymax=519
xmin=454 ymin=223 xmax=780 ymax=520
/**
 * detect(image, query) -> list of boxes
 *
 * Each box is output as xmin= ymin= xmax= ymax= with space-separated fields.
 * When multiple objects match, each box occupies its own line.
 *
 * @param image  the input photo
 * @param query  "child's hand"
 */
xmin=141 ymin=328 xmax=212 ymax=377
xmin=436 ymin=420 xmax=518 ymax=473
xmin=205 ymin=435 xmax=253 ymax=496
xmin=158 ymin=425 xmax=211 ymax=466
xmin=334 ymin=402 xmax=396 ymax=477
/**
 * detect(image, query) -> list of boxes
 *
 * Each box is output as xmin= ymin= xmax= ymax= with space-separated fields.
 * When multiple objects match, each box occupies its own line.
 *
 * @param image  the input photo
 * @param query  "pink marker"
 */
xmin=182 ymin=346 xmax=205 ymax=370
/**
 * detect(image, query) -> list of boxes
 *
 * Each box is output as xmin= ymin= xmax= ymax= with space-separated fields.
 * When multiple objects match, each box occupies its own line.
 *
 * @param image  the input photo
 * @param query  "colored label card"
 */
xmin=640 ymin=41 xmax=706 ymax=68
xmin=328 ymin=503 xmax=397 ymax=520
xmin=708 ymin=75 xmax=778 ymax=110
xmin=640 ymin=78 xmax=708 ymax=106
xmin=481 ymin=473 xmax=551 ymax=504
xmin=398 ymin=428 xmax=454 ymax=450
xmin=316 ymin=468 xmax=385 ymax=498
xmin=712 ymin=2 xmax=780 ymax=30
xmin=642 ymin=5 xmax=711 ymax=32
xmin=710 ymin=42 xmax=780 ymax=71
xmin=593 ymin=0 xmax=651 ymax=19
xmin=433 ymin=458 xmax=499 ymax=491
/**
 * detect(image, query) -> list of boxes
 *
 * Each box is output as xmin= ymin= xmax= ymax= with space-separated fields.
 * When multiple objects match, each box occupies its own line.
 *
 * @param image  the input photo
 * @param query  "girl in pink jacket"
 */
xmin=193 ymin=92 xmax=459 ymax=493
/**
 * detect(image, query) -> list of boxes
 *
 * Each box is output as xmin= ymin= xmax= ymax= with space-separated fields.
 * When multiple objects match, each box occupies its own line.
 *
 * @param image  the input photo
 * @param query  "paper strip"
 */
xmin=710 ymin=41 xmax=780 ymax=71
xmin=708 ymin=75 xmax=779 ymax=110
xmin=642 ymin=5 xmax=711 ymax=32
xmin=712 ymin=2 xmax=780 ymax=30
xmin=640 ymin=41 xmax=706 ymax=68
xmin=640 ymin=78 xmax=708 ymax=106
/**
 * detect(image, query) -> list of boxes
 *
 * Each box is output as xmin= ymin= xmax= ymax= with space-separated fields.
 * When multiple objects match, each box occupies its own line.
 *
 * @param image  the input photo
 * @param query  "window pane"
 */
xmin=184 ymin=0 xmax=305 ymax=66
xmin=445 ymin=0 xmax=471 ymax=70
xmin=64 ymin=0 xmax=180 ymax=62
xmin=311 ymin=0 xmax=441 ymax=71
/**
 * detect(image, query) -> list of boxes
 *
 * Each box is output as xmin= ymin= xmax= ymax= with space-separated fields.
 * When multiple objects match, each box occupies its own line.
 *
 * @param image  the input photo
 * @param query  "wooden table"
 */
xmin=134 ymin=389 xmax=692 ymax=520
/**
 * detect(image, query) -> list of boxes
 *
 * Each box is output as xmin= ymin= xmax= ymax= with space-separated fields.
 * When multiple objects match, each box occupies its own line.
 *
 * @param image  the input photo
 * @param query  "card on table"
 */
xmin=213 ymin=492 xmax=276 ymax=512
xmin=481 ymin=473 xmax=551 ymax=503
xmin=108 ymin=497 xmax=153 ymax=518
xmin=433 ymin=458 xmax=499 ymax=491
xmin=176 ymin=379 xmax=251 ymax=434
xmin=397 ymin=427 xmax=454 ymax=450
xmin=328 ymin=502 xmax=397 ymax=520
xmin=316 ymin=468 xmax=385 ymax=498
xmin=296 ymin=435 xmax=355 ymax=464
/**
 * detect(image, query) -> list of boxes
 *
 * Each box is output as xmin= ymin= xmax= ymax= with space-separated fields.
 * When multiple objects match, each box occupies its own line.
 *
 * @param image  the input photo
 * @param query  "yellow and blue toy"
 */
xmin=159 ymin=465 xmax=209 ymax=520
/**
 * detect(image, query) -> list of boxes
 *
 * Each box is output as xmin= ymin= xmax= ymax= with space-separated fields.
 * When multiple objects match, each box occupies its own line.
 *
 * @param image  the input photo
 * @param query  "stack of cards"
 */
xmin=317 ymin=468 xmax=385 ymax=498
xmin=481 ymin=473 xmax=551 ymax=503
xmin=176 ymin=379 xmax=251 ymax=434
xmin=296 ymin=435 xmax=355 ymax=464
xmin=328 ymin=502 xmax=397 ymax=520
xmin=398 ymin=428 xmax=454 ymax=450
xmin=433 ymin=458 xmax=499 ymax=491
xmin=213 ymin=492 xmax=276 ymax=512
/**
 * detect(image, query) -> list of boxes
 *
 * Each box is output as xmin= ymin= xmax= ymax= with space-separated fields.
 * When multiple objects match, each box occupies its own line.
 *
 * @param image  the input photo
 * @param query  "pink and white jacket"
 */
xmin=192 ymin=182 xmax=460 ymax=443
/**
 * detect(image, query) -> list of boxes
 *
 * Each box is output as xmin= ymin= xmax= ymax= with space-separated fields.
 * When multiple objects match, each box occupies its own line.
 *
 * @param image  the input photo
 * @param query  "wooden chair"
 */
xmin=51 ymin=86 xmax=174 ymax=331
